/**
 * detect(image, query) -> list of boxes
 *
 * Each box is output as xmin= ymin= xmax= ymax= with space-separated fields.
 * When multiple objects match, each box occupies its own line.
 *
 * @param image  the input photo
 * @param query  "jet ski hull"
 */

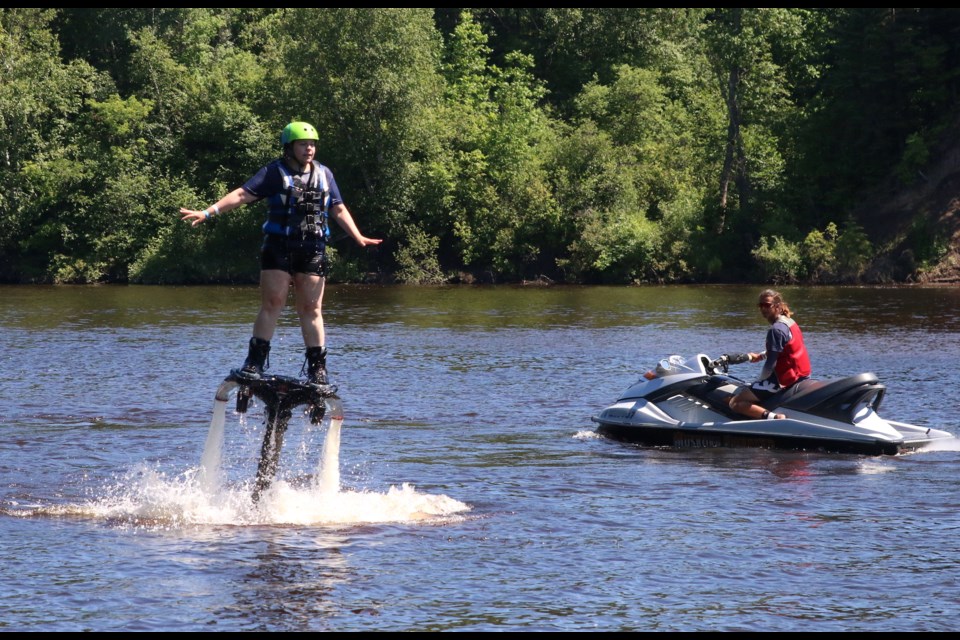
xmin=593 ymin=353 xmax=955 ymax=457
xmin=594 ymin=420 xmax=904 ymax=456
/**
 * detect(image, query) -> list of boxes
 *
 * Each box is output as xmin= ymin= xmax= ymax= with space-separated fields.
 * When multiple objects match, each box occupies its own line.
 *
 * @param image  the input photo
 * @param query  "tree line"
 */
xmin=1 ymin=8 xmax=957 ymax=285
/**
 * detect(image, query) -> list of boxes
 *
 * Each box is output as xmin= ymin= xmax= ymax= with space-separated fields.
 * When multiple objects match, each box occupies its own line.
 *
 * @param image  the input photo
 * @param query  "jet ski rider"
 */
xmin=728 ymin=289 xmax=812 ymax=421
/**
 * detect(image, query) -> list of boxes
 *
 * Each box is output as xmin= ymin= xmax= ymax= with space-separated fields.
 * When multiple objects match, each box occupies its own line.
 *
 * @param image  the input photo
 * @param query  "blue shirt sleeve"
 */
xmin=242 ymin=160 xmax=283 ymax=199
xmin=759 ymin=321 xmax=792 ymax=381
xmin=766 ymin=321 xmax=791 ymax=355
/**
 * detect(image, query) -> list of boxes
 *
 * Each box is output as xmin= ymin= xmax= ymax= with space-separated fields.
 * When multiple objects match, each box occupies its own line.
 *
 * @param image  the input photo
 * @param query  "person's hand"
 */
xmin=180 ymin=207 xmax=210 ymax=227
xmin=749 ymin=352 xmax=766 ymax=363
xmin=357 ymin=236 xmax=383 ymax=247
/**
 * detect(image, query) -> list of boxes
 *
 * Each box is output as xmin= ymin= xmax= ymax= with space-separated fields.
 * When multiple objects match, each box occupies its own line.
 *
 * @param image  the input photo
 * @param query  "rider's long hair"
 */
xmin=759 ymin=288 xmax=793 ymax=318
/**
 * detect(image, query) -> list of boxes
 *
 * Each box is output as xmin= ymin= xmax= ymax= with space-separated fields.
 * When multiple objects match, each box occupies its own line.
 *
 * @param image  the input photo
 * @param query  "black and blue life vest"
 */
xmin=262 ymin=160 xmax=331 ymax=247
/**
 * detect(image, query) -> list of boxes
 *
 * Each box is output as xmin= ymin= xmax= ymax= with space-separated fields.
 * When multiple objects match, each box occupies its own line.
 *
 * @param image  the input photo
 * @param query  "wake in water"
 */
xmin=904 ymin=436 xmax=960 ymax=453
xmin=8 ymin=396 xmax=470 ymax=528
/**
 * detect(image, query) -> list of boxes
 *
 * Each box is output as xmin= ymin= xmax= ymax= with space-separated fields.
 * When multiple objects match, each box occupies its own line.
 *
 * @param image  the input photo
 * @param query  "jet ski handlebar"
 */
xmin=707 ymin=353 xmax=752 ymax=374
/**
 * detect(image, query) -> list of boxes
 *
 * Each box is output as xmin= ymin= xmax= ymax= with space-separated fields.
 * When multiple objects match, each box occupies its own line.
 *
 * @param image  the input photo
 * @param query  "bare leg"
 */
xmin=293 ymin=272 xmax=326 ymax=348
xmin=729 ymin=389 xmax=785 ymax=419
xmin=252 ymin=269 xmax=293 ymax=340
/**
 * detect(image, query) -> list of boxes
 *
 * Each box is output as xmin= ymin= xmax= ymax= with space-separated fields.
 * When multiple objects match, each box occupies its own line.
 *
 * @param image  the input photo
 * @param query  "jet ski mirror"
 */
xmin=646 ymin=355 xmax=694 ymax=379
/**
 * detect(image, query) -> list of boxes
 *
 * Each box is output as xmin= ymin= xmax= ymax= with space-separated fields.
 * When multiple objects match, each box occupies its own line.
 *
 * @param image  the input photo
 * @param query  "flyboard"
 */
xmin=213 ymin=369 xmax=343 ymax=501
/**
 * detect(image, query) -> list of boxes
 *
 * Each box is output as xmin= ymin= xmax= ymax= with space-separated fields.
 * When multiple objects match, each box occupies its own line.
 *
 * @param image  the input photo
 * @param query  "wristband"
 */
xmin=203 ymin=210 xmax=211 ymax=220
xmin=211 ymin=204 xmax=220 ymax=216
xmin=762 ymin=410 xmax=770 ymax=419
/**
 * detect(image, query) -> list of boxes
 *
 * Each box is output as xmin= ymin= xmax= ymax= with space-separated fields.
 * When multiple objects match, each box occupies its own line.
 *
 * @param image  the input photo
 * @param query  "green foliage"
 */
xmin=567 ymin=208 xmax=663 ymax=283
xmin=751 ymin=236 xmax=804 ymax=284
xmin=0 ymin=8 xmax=957 ymax=284
xmin=0 ymin=9 xmax=105 ymax=260
xmin=130 ymin=181 xmax=263 ymax=284
xmin=325 ymin=246 xmax=365 ymax=284
xmin=15 ymin=93 xmax=162 ymax=282
xmin=753 ymin=221 xmax=875 ymax=284
xmin=895 ymin=132 xmax=930 ymax=185
xmin=274 ymin=9 xmax=443 ymax=224
xmin=834 ymin=221 xmax=873 ymax=280
xmin=556 ymin=60 xmax=715 ymax=283
xmin=792 ymin=9 xmax=960 ymax=224
xmin=465 ymin=9 xmax=711 ymax=112
xmin=548 ymin=121 xmax=639 ymax=215
xmin=800 ymin=222 xmax=838 ymax=282
xmin=701 ymin=8 xmax=810 ymax=249
xmin=429 ymin=10 xmax=561 ymax=280
xmin=393 ymin=225 xmax=447 ymax=284
xmin=906 ymin=215 xmax=949 ymax=269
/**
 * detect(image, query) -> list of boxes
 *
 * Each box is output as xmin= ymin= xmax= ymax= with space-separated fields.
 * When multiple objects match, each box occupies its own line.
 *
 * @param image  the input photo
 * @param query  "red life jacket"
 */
xmin=774 ymin=316 xmax=811 ymax=387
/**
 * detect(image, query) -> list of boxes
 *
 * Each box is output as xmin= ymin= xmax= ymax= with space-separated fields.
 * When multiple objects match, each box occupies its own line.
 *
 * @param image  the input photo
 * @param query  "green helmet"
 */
xmin=281 ymin=121 xmax=319 ymax=145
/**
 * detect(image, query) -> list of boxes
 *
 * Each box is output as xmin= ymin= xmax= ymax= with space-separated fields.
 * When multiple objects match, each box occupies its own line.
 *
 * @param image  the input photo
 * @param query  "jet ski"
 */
xmin=592 ymin=353 xmax=954 ymax=456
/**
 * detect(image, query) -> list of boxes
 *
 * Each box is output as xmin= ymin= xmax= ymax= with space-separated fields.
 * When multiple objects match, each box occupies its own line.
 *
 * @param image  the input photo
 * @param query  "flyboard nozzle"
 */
xmin=215 ymin=378 xmax=238 ymax=402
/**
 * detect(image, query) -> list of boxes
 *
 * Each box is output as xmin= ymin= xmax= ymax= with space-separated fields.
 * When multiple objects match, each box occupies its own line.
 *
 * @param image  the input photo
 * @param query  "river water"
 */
xmin=1 ymin=283 xmax=959 ymax=631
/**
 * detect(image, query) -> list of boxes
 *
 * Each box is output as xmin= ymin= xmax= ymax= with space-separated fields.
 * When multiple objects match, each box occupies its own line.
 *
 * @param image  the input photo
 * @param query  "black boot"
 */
xmin=304 ymin=346 xmax=328 ymax=386
xmin=238 ymin=337 xmax=270 ymax=379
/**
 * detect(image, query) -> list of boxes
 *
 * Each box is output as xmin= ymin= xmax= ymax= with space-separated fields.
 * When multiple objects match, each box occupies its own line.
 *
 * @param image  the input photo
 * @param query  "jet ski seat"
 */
xmin=779 ymin=373 xmax=879 ymax=411
xmin=773 ymin=373 xmax=886 ymax=423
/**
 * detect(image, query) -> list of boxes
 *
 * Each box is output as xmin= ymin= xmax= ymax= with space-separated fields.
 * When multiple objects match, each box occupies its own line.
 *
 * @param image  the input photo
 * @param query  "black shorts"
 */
xmin=260 ymin=237 xmax=328 ymax=277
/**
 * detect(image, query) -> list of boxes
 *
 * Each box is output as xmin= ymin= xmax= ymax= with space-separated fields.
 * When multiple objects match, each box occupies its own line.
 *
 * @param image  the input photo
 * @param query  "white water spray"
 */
xmin=198 ymin=398 xmax=227 ymax=494
xmin=134 ymin=390 xmax=470 ymax=527
xmin=315 ymin=405 xmax=342 ymax=495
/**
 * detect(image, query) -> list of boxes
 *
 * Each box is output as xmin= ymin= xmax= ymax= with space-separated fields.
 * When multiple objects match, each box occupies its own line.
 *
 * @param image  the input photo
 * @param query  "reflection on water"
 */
xmin=6 ymin=282 xmax=958 ymax=332
xmin=226 ymin=533 xmax=353 ymax=631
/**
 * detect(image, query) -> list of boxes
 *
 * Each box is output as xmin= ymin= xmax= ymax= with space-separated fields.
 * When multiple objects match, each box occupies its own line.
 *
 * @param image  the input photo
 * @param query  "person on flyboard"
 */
xmin=180 ymin=121 xmax=382 ymax=387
